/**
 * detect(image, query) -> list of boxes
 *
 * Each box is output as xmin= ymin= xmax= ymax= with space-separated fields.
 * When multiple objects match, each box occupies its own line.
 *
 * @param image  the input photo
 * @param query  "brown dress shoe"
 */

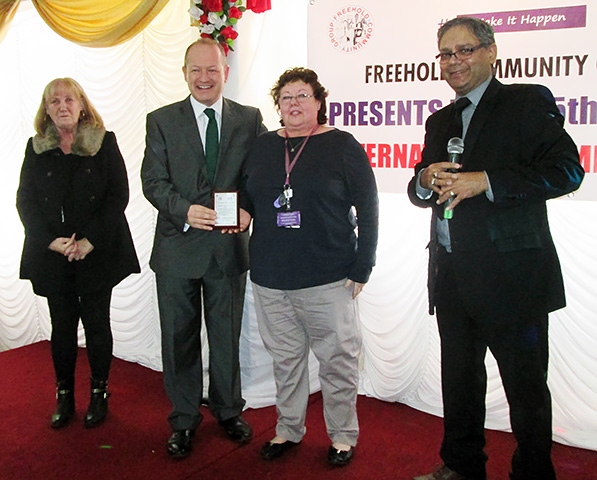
xmin=413 ymin=465 xmax=468 ymax=480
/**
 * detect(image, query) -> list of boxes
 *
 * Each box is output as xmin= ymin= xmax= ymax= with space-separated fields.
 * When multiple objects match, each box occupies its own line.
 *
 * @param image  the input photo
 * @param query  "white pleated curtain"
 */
xmin=0 ymin=0 xmax=595 ymax=452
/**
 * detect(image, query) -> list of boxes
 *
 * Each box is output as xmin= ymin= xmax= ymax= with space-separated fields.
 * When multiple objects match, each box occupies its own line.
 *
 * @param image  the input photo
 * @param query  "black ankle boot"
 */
xmin=84 ymin=378 xmax=110 ymax=428
xmin=51 ymin=381 xmax=75 ymax=429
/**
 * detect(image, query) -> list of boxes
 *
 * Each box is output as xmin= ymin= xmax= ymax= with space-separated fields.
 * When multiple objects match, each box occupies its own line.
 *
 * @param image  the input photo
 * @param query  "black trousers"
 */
xmin=46 ymin=289 xmax=113 ymax=387
xmin=435 ymin=248 xmax=555 ymax=480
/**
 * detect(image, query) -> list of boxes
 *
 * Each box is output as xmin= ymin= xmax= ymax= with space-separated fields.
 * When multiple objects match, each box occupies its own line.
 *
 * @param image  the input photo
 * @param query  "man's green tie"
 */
xmin=204 ymin=108 xmax=219 ymax=181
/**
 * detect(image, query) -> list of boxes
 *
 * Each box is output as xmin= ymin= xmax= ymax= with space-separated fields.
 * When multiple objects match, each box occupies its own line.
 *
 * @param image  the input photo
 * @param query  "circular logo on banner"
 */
xmin=328 ymin=6 xmax=373 ymax=53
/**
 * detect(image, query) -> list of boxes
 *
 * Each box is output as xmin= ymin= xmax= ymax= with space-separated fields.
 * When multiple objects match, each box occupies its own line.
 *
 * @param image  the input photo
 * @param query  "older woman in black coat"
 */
xmin=17 ymin=78 xmax=140 ymax=429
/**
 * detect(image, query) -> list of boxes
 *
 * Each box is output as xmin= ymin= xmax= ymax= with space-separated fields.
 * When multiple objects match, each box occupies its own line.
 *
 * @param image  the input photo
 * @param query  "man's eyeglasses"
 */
xmin=279 ymin=93 xmax=314 ymax=105
xmin=436 ymin=45 xmax=487 ymax=63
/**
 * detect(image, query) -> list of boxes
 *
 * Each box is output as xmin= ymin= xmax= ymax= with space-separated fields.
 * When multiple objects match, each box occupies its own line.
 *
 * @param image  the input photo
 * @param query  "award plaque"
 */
xmin=213 ymin=191 xmax=239 ymax=228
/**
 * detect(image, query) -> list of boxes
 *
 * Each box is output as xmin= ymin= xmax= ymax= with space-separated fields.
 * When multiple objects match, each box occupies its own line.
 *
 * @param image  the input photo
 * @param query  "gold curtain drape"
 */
xmin=0 ymin=0 xmax=20 ymax=43
xmin=0 ymin=0 xmax=171 ymax=47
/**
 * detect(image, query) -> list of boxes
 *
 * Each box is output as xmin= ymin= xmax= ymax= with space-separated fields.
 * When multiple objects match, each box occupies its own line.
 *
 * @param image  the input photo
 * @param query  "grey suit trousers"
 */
xmin=156 ymin=259 xmax=246 ymax=431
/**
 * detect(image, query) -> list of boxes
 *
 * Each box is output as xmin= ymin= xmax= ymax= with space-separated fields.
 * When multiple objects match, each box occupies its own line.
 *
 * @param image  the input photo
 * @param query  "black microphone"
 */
xmin=444 ymin=137 xmax=464 ymax=220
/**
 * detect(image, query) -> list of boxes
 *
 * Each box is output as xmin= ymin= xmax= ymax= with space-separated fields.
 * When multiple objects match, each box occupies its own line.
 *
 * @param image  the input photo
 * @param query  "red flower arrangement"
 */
xmin=189 ymin=0 xmax=246 ymax=55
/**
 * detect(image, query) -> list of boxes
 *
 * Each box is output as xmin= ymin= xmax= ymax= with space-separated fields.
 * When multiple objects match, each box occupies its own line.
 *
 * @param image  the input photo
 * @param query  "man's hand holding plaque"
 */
xmin=213 ymin=191 xmax=245 ymax=233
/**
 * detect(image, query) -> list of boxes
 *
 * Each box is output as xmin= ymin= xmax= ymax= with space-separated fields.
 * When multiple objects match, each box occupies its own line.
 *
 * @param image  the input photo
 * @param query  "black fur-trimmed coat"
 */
xmin=17 ymin=124 xmax=140 ymax=296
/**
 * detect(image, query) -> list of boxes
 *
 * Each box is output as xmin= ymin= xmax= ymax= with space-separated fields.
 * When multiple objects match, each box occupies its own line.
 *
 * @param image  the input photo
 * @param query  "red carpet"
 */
xmin=1 ymin=341 xmax=595 ymax=479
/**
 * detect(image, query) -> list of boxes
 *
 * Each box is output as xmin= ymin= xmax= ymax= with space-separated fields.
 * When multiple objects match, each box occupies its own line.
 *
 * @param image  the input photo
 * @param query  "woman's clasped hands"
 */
xmin=49 ymin=233 xmax=94 ymax=262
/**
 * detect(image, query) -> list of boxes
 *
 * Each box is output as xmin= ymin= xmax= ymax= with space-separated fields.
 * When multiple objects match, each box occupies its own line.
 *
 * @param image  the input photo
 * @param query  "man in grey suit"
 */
xmin=141 ymin=38 xmax=267 ymax=458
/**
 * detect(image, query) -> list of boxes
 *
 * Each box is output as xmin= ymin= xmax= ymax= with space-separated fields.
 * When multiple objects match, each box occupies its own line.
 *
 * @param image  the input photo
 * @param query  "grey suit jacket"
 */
xmin=141 ymin=96 xmax=266 ymax=278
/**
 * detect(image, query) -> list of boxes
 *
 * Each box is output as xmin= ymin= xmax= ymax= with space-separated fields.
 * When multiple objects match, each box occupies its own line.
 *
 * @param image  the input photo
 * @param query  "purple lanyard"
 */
xmin=284 ymin=124 xmax=319 ymax=186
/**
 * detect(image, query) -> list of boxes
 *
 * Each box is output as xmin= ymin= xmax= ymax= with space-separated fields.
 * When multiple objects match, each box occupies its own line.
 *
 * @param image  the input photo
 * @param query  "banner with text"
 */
xmin=307 ymin=1 xmax=596 ymax=200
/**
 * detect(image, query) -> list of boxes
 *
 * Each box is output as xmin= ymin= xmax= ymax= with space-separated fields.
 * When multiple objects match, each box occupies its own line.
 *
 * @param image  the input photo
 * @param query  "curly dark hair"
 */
xmin=270 ymin=67 xmax=328 ymax=126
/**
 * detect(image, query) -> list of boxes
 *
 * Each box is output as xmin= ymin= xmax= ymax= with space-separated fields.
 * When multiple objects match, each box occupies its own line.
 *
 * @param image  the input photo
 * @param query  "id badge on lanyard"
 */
xmin=275 ymin=185 xmax=301 ymax=228
xmin=274 ymin=124 xmax=319 ymax=229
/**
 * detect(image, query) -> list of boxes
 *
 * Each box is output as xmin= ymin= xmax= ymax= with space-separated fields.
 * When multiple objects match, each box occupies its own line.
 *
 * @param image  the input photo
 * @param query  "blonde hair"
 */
xmin=34 ymin=78 xmax=104 ymax=136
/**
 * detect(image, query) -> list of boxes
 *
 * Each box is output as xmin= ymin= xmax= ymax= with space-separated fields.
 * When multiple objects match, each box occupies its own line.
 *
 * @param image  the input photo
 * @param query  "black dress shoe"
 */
xmin=219 ymin=416 xmax=252 ymax=443
xmin=167 ymin=429 xmax=194 ymax=458
xmin=327 ymin=445 xmax=354 ymax=467
xmin=260 ymin=440 xmax=300 ymax=460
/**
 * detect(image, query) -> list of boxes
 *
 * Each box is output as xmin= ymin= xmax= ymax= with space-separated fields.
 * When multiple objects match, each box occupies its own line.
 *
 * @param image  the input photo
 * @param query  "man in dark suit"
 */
xmin=408 ymin=17 xmax=584 ymax=480
xmin=141 ymin=38 xmax=267 ymax=458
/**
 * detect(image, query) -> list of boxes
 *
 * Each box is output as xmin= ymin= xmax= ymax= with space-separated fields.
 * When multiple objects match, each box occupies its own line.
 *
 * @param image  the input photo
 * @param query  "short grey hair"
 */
xmin=437 ymin=17 xmax=495 ymax=47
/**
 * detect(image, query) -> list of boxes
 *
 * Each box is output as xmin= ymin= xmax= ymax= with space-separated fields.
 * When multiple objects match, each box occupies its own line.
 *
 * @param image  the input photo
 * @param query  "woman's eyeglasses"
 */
xmin=279 ymin=94 xmax=314 ymax=105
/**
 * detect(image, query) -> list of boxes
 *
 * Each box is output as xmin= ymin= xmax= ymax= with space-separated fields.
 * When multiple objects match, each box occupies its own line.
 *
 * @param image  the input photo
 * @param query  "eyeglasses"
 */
xmin=279 ymin=93 xmax=314 ymax=105
xmin=436 ymin=44 xmax=486 ymax=63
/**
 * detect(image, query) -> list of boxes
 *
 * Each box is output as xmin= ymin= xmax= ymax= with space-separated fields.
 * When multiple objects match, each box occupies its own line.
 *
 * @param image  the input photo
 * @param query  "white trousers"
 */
xmin=252 ymin=279 xmax=361 ymax=446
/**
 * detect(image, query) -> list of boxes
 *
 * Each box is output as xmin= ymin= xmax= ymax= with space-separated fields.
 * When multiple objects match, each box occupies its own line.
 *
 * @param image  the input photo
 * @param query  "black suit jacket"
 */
xmin=141 ymin=96 xmax=266 ymax=278
xmin=408 ymin=78 xmax=584 ymax=320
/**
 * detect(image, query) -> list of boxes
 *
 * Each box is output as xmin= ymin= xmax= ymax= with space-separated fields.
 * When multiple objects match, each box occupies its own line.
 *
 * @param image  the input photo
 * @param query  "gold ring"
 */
xmin=431 ymin=177 xmax=436 ymax=186
xmin=433 ymin=172 xmax=438 ymax=178
xmin=450 ymin=190 xmax=455 ymax=196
